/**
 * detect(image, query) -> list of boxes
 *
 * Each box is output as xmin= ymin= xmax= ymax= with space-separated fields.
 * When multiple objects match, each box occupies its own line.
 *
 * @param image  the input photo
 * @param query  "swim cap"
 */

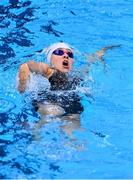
xmin=45 ymin=42 xmax=73 ymax=63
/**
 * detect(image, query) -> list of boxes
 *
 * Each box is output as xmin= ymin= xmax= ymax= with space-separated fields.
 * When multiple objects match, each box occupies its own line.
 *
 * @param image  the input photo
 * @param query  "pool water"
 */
xmin=0 ymin=0 xmax=133 ymax=179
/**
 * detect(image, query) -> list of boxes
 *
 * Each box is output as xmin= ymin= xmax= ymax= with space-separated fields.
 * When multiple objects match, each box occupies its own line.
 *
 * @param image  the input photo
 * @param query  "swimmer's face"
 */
xmin=51 ymin=48 xmax=74 ymax=73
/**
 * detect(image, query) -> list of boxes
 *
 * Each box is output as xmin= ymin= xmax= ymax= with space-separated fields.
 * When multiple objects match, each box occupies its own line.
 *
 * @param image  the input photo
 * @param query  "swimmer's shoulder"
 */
xmin=44 ymin=66 xmax=58 ymax=79
xmin=26 ymin=60 xmax=56 ymax=79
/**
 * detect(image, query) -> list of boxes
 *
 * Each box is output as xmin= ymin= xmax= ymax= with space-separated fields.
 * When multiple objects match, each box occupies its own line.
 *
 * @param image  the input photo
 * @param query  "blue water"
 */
xmin=0 ymin=0 xmax=133 ymax=179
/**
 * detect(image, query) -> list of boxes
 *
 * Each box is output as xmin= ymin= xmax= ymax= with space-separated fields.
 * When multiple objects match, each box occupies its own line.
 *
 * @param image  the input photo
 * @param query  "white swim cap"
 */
xmin=45 ymin=42 xmax=73 ymax=63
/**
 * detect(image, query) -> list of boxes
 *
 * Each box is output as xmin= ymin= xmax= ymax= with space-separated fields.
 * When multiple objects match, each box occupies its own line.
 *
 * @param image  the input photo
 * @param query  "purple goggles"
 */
xmin=52 ymin=49 xmax=74 ymax=58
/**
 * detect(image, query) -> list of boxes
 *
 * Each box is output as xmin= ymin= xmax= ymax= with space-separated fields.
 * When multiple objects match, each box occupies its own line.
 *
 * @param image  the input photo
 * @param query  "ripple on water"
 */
xmin=0 ymin=98 xmax=16 ymax=113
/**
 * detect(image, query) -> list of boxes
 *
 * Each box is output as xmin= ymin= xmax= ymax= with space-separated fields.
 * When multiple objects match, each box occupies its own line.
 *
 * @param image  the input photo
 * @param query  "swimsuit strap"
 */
xmin=45 ymin=67 xmax=55 ymax=79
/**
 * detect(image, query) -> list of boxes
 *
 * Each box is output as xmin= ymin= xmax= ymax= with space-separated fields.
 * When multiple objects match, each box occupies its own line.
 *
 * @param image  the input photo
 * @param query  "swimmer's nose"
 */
xmin=63 ymin=53 xmax=69 ymax=59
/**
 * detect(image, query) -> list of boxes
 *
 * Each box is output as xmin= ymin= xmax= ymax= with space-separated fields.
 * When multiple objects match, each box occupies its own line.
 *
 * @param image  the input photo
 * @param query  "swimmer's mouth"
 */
xmin=62 ymin=60 xmax=69 ymax=68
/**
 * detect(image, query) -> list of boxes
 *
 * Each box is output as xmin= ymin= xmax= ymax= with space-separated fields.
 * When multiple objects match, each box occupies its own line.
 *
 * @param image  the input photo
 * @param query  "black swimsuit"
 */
xmin=33 ymin=70 xmax=84 ymax=115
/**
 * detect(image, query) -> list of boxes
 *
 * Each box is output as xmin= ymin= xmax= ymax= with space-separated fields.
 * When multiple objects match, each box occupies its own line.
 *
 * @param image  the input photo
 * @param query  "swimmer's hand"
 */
xmin=87 ymin=44 xmax=121 ymax=64
xmin=18 ymin=63 xmax=30 ymax=93
xmin=96 ymin=44 xmax=121 ymax=60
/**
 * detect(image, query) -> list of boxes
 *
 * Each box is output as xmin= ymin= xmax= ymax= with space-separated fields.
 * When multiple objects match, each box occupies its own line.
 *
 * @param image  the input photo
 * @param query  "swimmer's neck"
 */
xmin=51 ymin=67 xmax=70 ymax=74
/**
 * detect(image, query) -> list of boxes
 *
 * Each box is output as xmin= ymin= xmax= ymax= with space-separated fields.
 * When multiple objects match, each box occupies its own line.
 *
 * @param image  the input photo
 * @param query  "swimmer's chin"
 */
xmin=56 ymin=66 xmax=71 ymax=73
xmin=60 ymin=67 xmax=71 ymax=73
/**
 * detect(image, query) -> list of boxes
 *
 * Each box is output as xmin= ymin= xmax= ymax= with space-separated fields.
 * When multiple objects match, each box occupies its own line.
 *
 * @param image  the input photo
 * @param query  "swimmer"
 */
xmin=18 ymin=42 xmax=75 ymax=93
xmin=18 ymin=42 xmax=120 ymax=92
xmin=17 ymin=42 xmax=120 ymax=138
xmin=18 ymin=42 xmax=84 ymax=138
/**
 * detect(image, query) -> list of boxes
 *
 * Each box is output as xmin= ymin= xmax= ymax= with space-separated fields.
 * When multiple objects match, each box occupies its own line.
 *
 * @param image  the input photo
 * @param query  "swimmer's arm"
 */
xmin=18 ymin=61 xmax=53 ymax=93
xmin=87 ymin=44 xmax=121 ymax=64
xmin=18 ymin=63 xmax=30 ymax=93
xmin=26 ymin=61 xmax=53 ymax=78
